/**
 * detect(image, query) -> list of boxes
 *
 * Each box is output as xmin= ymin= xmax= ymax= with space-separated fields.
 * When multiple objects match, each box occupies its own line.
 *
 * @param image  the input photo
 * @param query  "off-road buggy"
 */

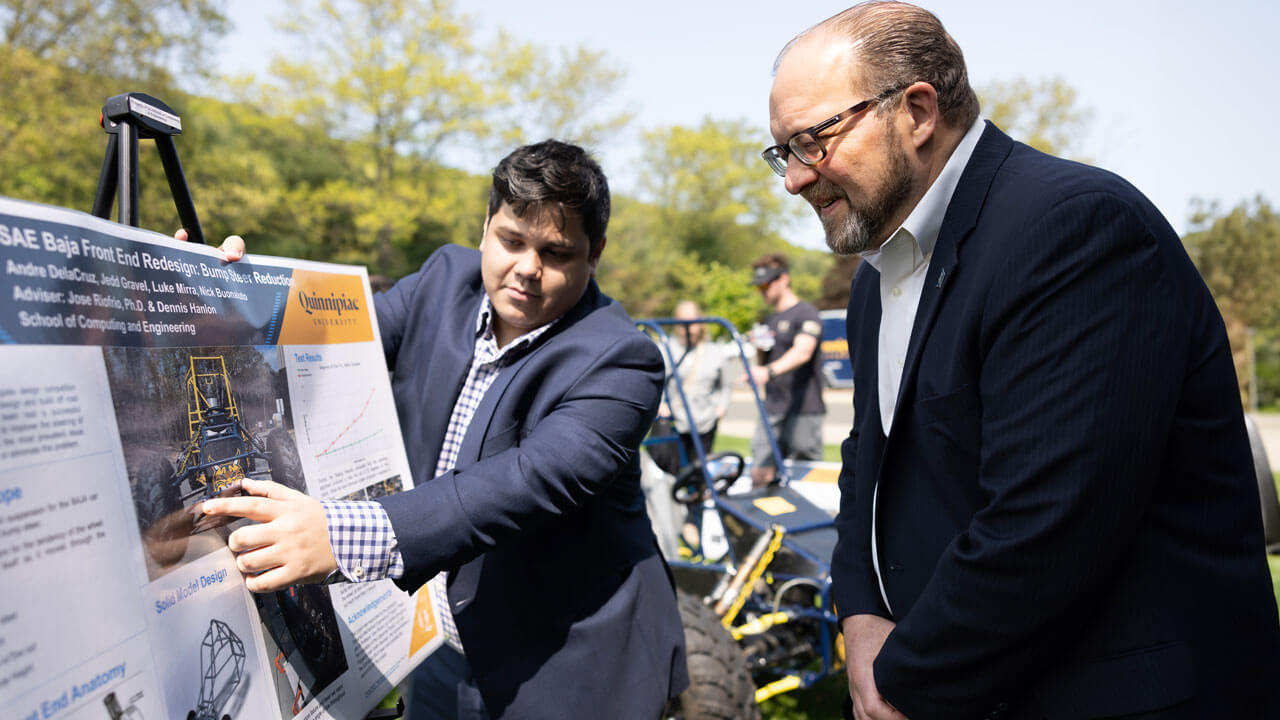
xmin=640 ymin=316 xmax=844 ymax=720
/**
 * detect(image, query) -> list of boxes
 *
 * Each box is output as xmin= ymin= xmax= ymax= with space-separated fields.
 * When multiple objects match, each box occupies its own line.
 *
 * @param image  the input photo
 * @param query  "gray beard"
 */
xmin=823 ymin=208 xmax=874 ymax=255
xmin=822 ymin=143 xmax=914 ymax=256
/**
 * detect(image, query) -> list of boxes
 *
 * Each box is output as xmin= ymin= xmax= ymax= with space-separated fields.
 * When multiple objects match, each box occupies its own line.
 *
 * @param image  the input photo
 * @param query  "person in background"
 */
xmin=741 ymin=253 xmax=826 ymax=487
xmin=659 ymin=301 xmax=734 ymax=473
xmin=658 ymin=299 xmax=735 ymax=553
xmin=764 ymin=2 xmax=1280 ymax=718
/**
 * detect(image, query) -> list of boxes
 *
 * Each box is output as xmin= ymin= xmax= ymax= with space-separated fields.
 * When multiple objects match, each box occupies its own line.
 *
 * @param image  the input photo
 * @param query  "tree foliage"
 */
xmin=978 ymin=76 xmax=1092 ymax=160
xmin=488 ymin=36 xmax=634 ymax=148
xmin=7 ymin=3 xmax=1275 ymax=387
xmin=1183 ymin=197 xmax=1280 ymax=407
xmin=1 ymin=0 xmax=228 ymax=83
xmin=636 ymin=118 xmax=801 ymax=267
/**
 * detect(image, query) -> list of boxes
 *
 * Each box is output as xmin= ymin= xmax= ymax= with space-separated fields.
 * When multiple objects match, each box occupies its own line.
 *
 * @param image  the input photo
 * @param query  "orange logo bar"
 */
xmin=277 ymin=269 xmax=374 ymax=345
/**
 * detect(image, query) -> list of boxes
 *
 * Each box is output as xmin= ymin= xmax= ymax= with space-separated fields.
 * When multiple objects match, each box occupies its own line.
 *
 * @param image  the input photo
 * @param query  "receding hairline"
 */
xmin=771 ymin=20 xmax=867 ymax=98
xmin=771 ymin=2 xmax=980 ymax=128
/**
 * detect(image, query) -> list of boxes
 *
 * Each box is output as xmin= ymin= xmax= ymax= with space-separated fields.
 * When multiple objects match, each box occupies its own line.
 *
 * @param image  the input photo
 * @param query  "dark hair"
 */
xmin=487 ymin=140 xmax=611 ymax=251
xmin=752 ymin=252 xmax=790 ymax=272
xmin=780 ymin=1 xmax=980 ymax=129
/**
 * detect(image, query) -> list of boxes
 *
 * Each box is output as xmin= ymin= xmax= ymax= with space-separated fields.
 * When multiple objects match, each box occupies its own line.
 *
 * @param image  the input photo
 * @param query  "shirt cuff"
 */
xmin=322 ymin=500 xmax=405 ymax=583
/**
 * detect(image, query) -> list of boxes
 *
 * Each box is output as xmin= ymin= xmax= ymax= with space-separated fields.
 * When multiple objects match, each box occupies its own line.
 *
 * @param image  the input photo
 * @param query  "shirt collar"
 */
xmin=861 ymin=116 xmax=986 ymax=271
xmin=474 ymin=294 xmax=558 ymax=364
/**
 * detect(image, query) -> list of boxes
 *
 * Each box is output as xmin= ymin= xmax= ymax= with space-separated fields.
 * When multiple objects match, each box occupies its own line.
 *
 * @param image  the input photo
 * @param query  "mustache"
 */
xmin=801 ymin=178 xmax=845 ymax=207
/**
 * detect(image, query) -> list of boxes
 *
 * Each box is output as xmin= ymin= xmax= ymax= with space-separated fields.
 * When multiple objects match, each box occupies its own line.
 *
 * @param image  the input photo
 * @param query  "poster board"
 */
xmin=0 ymin=196 xmax=442 ymax=720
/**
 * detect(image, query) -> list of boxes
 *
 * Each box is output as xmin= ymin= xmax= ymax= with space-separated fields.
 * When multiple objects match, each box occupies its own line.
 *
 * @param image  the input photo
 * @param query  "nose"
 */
xmin=513 ymin=249 xmax=541 ymax=280
xmin=783 ymin=157 xmax=818 ymax=195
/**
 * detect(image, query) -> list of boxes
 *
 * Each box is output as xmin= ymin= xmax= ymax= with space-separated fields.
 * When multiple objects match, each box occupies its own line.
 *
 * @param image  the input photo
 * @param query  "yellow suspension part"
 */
xmin=720 ymin=524 xmax=786 ymax=628
xmin=754 ymin=675 xmax=803 ymax=703
xmin=730 ymin=612 xmax=791 ymax=641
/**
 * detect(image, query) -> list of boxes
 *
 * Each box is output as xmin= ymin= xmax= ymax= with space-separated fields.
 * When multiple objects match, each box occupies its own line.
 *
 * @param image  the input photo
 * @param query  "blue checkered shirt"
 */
xmin=322 ymin=296 xmax=555 ymax=631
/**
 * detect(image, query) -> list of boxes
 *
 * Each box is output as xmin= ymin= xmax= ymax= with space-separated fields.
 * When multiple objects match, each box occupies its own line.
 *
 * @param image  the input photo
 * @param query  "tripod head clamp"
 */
xmin=92 ymin=92 xmax=205 ymax=244
xmin=101 ymin=93 xmax=183 ymax=138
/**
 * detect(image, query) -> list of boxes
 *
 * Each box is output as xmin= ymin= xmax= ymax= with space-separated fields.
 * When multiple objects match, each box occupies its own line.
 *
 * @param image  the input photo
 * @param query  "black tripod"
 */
xmin=91 ymin=91 xmax=205 ymax=244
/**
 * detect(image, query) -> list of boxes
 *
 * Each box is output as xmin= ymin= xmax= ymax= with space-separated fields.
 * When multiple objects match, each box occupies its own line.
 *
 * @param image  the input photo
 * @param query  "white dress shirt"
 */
xmin=859 ymin=116 xmax=986 ymax=614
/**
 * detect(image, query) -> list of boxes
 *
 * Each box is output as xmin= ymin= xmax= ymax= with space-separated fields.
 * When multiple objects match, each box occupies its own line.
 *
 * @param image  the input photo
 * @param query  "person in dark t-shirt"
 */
xmin=741 ymin=253 xmax=826 ymax=486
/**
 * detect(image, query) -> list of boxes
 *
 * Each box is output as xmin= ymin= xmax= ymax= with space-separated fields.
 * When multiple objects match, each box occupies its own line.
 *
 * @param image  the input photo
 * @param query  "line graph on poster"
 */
xmin=284 ymin=344 xmax=398 ymax=498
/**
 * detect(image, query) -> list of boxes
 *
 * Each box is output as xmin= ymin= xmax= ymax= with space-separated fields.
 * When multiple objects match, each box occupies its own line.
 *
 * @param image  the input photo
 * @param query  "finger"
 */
xmin=239 ymin=476 xmax=303 ymax=501
xmin=243 ymin=565 xmax=293 ymax=594
xmin=218 ymin=235 xmax=245 ymax=263
xmin=225 ymin=521 xmax=277 ymax=553
xmin=232 ymin=544 xmax=280 ymax=575
xmin=202 ymin=495 xmax=280 ymax=523
xmin=174 ymin=228 xmax=188 ymax=242
xmin=242 ymin=556 xmax=333 ymax=593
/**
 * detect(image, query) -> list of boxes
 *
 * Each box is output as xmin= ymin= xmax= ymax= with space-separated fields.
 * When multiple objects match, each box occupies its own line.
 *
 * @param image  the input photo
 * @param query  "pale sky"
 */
xmin=218 ymin=0 xmax=1280 ymax=248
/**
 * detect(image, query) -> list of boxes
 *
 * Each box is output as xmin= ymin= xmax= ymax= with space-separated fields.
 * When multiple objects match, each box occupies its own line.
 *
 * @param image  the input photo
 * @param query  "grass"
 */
xmin=1271 ymin=473 xmax=1280 ymax=614
xmin=711 ymin=434 xmax=843 ymax=463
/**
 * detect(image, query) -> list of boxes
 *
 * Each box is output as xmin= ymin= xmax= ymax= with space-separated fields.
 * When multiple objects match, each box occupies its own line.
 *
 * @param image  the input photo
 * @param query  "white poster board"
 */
xmin=0 ymin=196 xmax=443 ymax=720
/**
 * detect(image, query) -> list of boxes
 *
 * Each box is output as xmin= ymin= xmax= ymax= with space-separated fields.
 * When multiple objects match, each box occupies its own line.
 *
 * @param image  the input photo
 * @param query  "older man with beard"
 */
xmin=764 ymin=2 xmax=1280 ymax=719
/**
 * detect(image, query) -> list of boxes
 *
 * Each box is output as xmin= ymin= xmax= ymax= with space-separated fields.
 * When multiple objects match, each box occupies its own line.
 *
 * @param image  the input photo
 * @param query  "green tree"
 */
xmin=0 ymin=49 xmax=103 ymax=209
xmin=239 ymin=0 xmax=630 ymax=274
xmin=636 ymin=118 xmax=801 ymax=267
xmin=978 ymin=76 xmax=1093 ymax=159
xmin=1 ymin=0 xmax=228 ymax=83
xmin=255 ymin=0 xmax=491 ymax=270
xmin=488 ymin=36 xmax=634 ymax=148
xmin=1183 ymin=196 xmax=1280 ymax=406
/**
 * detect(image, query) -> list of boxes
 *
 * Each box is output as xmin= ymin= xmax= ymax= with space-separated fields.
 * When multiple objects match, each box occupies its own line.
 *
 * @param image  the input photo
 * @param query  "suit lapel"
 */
xmin=419 ymin=297 xmax=480 ymax=477
xmin=888 ymin=122 xmax=1012 ymax=438
xmin=454 ymin=345 xmax=531 ymax=467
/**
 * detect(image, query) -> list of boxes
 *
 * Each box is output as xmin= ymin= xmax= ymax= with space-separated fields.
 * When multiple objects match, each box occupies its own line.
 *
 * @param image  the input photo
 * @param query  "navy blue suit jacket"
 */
xmin=832 ymin=123 xmax=1280 ymax=719
xmin=373 ymin=245 xmax=687 ymax=718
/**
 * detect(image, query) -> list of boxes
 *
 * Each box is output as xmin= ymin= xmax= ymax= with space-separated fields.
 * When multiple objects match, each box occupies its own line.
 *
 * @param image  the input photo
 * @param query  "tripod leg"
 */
xmin=156 ymin=134 xmax=205 ymax=244
xmin=92 ymin=134 xmax=119 ymax=220
xmin=117 ymin=120 xmax=140 ymax=227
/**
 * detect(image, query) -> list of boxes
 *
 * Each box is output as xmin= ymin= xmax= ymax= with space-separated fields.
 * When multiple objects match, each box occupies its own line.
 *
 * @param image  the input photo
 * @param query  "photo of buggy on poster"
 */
xmin=103 ymin=345 xmax=304 ymax=580
xmin=103 ymin=344 xmax=353 ymax=715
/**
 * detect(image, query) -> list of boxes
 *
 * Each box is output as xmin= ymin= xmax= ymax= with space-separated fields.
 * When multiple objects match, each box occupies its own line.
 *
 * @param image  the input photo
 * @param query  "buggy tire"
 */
xmin=668 ymin=590 xmax=760 ymax=720
xmin=267 ymin=428 xmax=305 ymax=492
xmin=133 ymin=453 xmax=189 ymax=567
xmin=133 ymin=454 xmax=179 ymax=530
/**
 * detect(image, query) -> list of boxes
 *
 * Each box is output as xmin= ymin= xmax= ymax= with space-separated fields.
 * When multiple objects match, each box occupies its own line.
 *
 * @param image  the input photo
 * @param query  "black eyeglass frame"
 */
xmin=761 ymin=85 xmax=908 ymax=177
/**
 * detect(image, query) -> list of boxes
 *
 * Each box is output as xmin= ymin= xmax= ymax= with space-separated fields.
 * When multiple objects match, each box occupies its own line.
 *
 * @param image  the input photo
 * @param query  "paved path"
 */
xmin=719 ymin=387 xmax=1280 ymax=472
xmin=717 ymin=387 xmax=853 ymax=447
xmin=1252 ymin=413 xmax=1280 ymax=472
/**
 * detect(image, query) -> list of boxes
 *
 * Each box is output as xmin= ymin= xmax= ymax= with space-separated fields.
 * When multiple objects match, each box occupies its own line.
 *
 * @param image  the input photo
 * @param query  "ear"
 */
xmin=588 ymin=236 xmax=607 ymax=274
xmin=901 ymin=81 xmax=940 ymax=150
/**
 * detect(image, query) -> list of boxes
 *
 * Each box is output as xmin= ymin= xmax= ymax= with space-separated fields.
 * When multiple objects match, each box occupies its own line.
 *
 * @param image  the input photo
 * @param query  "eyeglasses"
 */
xmin=761 ymin=86 xmax=906 ymax=177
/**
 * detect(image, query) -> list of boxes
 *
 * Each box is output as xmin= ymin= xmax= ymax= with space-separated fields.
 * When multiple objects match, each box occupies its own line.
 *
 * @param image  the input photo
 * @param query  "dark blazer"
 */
xmin=374 ymin=245 xmax=687 ymax=718
xmin=831 ymin=123 xmax=1280 ymax=720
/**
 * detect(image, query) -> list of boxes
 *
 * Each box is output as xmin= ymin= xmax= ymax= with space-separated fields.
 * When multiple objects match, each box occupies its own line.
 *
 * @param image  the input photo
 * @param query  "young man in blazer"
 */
xmin=764 ymin=3 xmax=1280 ymax=719
xmin=203 ymin=140 xmax=687 ymax=719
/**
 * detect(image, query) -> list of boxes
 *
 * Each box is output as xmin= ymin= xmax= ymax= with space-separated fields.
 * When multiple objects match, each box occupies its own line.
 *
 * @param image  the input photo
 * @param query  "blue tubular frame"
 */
xmin=637 ymin=316 xmax=790 ymax=490
xmin=639 ymin=315 xmax=843 ymax=695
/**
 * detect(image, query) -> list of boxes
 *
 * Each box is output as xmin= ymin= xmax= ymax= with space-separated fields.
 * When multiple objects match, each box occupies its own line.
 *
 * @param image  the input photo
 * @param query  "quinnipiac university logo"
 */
xmin=297 ymin=290 xmax=361 ymax=327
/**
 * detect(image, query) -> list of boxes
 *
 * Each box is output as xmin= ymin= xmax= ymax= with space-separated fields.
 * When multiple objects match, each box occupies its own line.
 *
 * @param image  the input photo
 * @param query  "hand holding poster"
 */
xmin=0 ymin=195 xmax=441 ymax=720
